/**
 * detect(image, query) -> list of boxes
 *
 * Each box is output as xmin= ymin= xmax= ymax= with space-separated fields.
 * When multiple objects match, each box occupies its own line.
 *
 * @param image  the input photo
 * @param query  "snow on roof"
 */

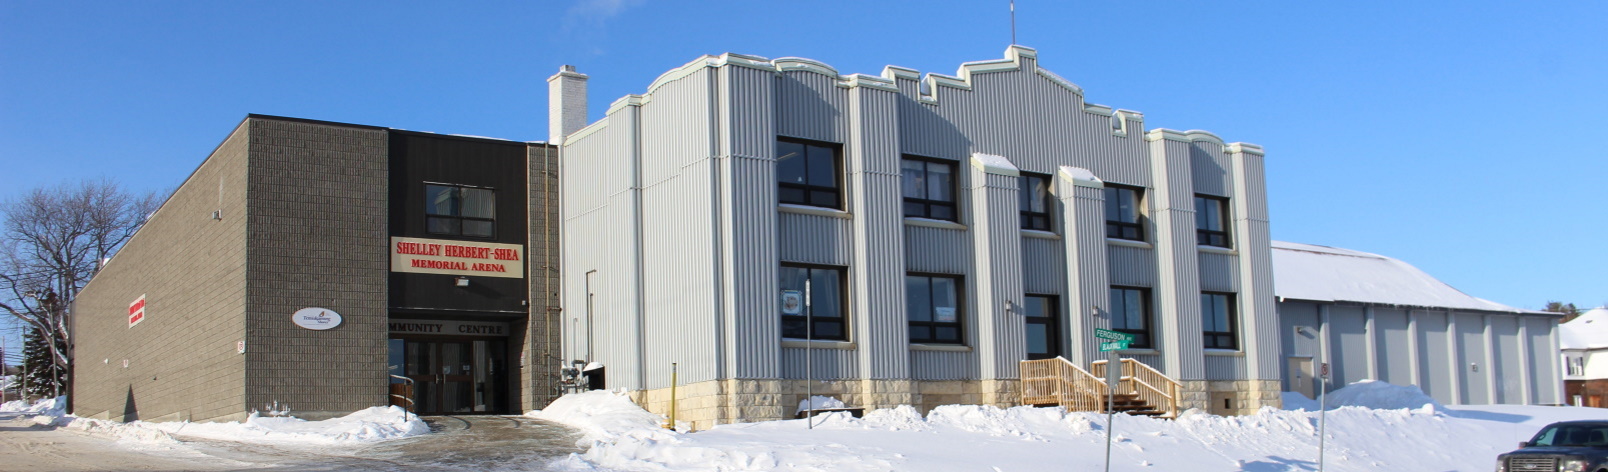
xmin=1561 ymin=308 xmax=1608 ymax=350
xmin=1271 ymin=241 xmax=1535 ymax=313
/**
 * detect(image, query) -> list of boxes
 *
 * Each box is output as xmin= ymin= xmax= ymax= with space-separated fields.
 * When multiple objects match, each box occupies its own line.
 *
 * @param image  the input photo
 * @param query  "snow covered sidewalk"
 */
xmin=532 ymin=385 xmax=1608 ymax=472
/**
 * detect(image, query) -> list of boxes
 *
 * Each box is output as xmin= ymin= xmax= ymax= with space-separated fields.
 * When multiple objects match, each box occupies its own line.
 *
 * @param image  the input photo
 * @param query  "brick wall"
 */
xmin=520 ymin=144 xmax=562 ymax=410
xmin=72 ymin=122 xmax=252 ymax=422
xmin=243 ymin=118 xmax=389 ymax=419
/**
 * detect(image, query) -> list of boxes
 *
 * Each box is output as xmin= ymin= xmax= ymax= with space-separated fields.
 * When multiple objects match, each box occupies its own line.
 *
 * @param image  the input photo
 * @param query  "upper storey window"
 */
xmin=426 ymin=183 xmax=496 ymax=238
xmin=777 ymin=138 xmax=842 ymax=209
xmin=1019 ymin=172 xmax=1052 ymax=231
xmin=901 ymin=156 xmax=957 ymax=221
xmin=1195 ymin=195 xmax=1231 ymax=248
xmin=1104 ymin=184 xmax=1144 ymax=241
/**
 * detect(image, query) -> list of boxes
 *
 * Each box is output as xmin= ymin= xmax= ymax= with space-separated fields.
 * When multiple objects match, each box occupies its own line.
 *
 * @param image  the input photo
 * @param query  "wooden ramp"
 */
xmin=1020 ymin=357 xmax=1181 ymax=418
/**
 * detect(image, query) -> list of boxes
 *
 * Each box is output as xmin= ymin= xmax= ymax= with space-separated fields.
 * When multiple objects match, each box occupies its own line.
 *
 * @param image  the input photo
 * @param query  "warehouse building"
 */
xmin=558 ymin=45 xmax=1282 ymax=428
xmin=1273 ymin=241 xmax=1563 ymax=406
xmin=71 ymin=115 xmax=560 ymax=422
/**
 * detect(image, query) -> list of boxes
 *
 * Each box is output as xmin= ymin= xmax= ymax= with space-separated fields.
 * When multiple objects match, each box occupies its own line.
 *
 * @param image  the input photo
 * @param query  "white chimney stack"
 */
xmin=548 ymin=65 xmax=589 ymax=144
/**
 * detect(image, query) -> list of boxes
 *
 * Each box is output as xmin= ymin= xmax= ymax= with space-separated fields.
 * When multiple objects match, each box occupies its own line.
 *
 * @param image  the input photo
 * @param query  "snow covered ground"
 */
xmin=1 ymin=396 xmax=429 ymax=445
xmin=534 ymin=383 xmax=1608 ymax=472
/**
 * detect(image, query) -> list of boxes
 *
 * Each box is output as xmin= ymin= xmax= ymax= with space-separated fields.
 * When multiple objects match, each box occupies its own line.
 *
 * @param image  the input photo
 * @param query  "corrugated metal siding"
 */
xmin=971 ymin=169 xmax=1027 ymax=379
xmin=781 ymin=347 xmax=860 ymax=380
xmin=1021 ymin=236 xmax=1064 ymax=296
xmin=775 ymin=71 xmax=847 ymax=143
xmin=721 ymin=65 xmax=783 ymax=381
xmin=904 ymin=226 xmax=970 ymax=274
xmin=1148 ymin=137 xmax=1205 ymax=379
xmin=1106 ymin=246 xmax=1157 ymax=287
xmin=1489 ymin=315 xmax=1523 ymax=403
xmin=1229 ymin=149 xmax=1280 ymax=380
xmin=778 ymin=212 xmax=852 ymax=265
xmin=1456 ymin=313 xmax=1490 ymax=404
xmin=1196 ymin=253 xmax=1239 ymax=292
xmin=1329 ymin=306 xmax=1368 ymax=386
xmin=1189 ymin=141 xmax=1231 ymax=197
xmin=1526 ymin=317 xmax=1560 ymax=403
xmin=910 ymin=350 xmax=978 ymax=380
xmin=1373 ymin=309 xmax=1414 ymax=386
xmin=1062 ymin=183 xmax=1111 ymax=365
xmin=1204 ymin=355 xmax=1247 ymax=380
xmin=1414 ymin=311 xmax=1453 ymax=402
xmin=845 ymin=85 xmax=914 ymax=380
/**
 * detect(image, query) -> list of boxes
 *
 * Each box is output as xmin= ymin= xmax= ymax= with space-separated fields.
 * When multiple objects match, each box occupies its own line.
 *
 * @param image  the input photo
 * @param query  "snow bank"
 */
xmin=538 ymin=381 xmax=1605 ymax=472
xmin=1 ymin=395 xmax=65 ymax=415
xmin=1281 ymin=392 xmax=1321 ymax=411
xmin=3 ymin=398 xmax=426 ymax=446
xmin=797 ymin=395 xmax=845 ymax=413
xmin=1322 ymin=379 xmax=1443 ymax=412
xmin=528 ymin=390 xmax=666 ymax=444
xmin=138 ymin=406 xmax=429 ymax=444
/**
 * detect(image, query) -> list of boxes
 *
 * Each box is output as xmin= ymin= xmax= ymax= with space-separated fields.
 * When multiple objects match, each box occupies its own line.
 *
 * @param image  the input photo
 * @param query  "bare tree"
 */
xmin=0 ymin=179 xmax=160 ymax=397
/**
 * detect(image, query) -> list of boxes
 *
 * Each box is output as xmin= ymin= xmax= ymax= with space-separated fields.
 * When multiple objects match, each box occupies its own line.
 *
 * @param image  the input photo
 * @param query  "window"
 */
xmin=1195 ymin=195 xmax=1230 ymax=247
xmin=779 ymin=265 xmax=846 ymax=341
xmin=1109 ymin=286 xmax=1151 ymax=348
xmin=907 ymin=274 xmax=962 ymax=344
xmin=1024 ymin=295 xmax=1059 ymax=360
xmin=1019 ymin=172 xmax=1052 ymax=230
xmin=777 ymin=138 xmax=841 ymax=209
xmin=1569 ymin=356 xmax=1586 ymax=377
xmin=901 ymin=157 xmax=957 ymax=221
xmin=1200 ymin=292 xmax=1237 ymax=350
xmin=1104 ymin=185 xmax=1144 ymax=241
xmin=425 ymin=184 xmax=496 ymax=237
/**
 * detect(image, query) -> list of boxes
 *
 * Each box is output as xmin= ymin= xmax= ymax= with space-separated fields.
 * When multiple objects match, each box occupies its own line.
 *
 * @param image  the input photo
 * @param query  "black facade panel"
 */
xmin=388 ymin=132 xmax=529 ymax=314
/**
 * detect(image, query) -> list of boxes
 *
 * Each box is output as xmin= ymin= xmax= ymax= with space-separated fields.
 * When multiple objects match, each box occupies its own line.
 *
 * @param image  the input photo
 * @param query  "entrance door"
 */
xmin=391 ymin=338 xmax=507 ymax=414
xmin=1288 ymin=357 xmax=1315 ymax=399
xmin=1024 ymin=295 xmax=1060 ymax=360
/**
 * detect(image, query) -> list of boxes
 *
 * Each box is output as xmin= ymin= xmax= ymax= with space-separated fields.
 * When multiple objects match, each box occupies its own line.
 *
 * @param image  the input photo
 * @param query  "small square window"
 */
xmin=424 ymin=183 xmax=496 ymax=238
xmin=777 ymin=138 xmax=842 ymax=209
xmin=907 ymin=274 xmax=963 ymax=344
xmin=1104 ymin=185 xmax=1144 ymax=241
xmin=1195 ymin=195 xmax=1230 ymax=248
xmin=1019 ymin=173 xmax=1052 ymax=231
xmin=901 ymin=156 xmax=958 ymax=221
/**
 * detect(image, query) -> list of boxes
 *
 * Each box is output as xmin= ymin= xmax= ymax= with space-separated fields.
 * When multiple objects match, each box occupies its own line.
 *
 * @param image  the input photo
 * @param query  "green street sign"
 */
xmin=1099 ymin=341 xmax=1131 ymax=352
xmin=1094 ymin=328 xmax=1134 ymax=342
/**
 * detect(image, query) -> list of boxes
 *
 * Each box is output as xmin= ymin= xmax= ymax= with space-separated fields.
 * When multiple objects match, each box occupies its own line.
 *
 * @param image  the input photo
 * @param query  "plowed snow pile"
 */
xmin=535 ymin=381 xmax=1608 ymax=472
xmin=4 ymin=397 xmax=428 ymax=445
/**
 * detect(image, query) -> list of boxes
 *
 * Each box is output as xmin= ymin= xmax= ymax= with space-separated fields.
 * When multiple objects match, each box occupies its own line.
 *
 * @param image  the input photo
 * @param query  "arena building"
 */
xmin=71 ymin=115 xmax=560 ymax=421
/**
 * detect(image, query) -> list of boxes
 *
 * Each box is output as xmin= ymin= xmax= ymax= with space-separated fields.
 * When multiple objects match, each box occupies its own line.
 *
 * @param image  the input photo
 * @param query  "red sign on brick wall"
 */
xmin=128 ymin=294 xmax=146 ymax=328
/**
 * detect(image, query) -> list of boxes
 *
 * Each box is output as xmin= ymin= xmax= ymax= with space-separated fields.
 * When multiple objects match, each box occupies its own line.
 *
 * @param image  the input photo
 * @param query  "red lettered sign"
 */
xmin=128 ymin=294 xmax=146 ymax=328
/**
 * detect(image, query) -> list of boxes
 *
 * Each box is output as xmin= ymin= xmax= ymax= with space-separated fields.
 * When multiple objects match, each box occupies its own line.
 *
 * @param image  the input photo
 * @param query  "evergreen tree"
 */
xmin=22 ymin=327 xmax=63 ymax=397
xmin=1545 ymin=301 xmax=1582 ymax=323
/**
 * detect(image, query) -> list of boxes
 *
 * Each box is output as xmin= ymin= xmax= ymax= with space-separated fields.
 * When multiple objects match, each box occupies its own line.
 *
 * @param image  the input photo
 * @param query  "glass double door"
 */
xmin=388 ymin=338 xmax=507 ymax=415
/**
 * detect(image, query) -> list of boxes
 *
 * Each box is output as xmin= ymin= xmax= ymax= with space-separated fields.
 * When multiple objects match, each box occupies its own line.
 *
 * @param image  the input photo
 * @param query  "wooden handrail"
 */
xmin=1020 ymin=357 xmax=1107 ymax=412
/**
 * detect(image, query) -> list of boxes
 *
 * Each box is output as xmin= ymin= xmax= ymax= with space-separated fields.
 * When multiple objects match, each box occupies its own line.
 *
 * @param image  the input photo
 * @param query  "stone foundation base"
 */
xmin=628 ymin=377 xmax=1284 ymax=430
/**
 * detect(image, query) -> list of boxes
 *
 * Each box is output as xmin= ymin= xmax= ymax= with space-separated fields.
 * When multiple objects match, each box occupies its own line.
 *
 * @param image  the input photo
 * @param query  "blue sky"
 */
xmin=1 ymin=0 xmax=1603 ymax=320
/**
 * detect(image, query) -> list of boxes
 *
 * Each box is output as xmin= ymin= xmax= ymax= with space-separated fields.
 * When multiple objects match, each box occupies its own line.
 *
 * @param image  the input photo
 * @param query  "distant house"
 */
xmin=1273 ymin=241 xmax=1563 ymax=406
xmin=1561 ymin=307 xmax=1608 ymax=407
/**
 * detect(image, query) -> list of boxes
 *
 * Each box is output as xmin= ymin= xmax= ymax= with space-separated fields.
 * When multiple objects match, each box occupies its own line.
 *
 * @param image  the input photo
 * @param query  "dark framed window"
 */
xmin=1024 ymin=295 xmax=1060 ymax=360
xmin=901 ymin=156 xmax=957 ymax=221
xmin=779 ymin=264 xmax=846 ymax=341
xmin=425 ymin=183 xmax=496 ymax=238
xmin=906 ymin=273 xmax=963 ymax=344
xmin=1195 ymin=195 xmax=1230 ymax=247
xmin=1201 ymin=292 xmax=1238 ymax=350
xmin=1104 ymin=185 xmax=1144 ymax=241
xmin=1019 ymin=172 xmax=1053 ymax=230
xmin=776 ymin=138 xmax=842 ymax=209
xmin=1109 ymin=286 xmax=1152 ymax=349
